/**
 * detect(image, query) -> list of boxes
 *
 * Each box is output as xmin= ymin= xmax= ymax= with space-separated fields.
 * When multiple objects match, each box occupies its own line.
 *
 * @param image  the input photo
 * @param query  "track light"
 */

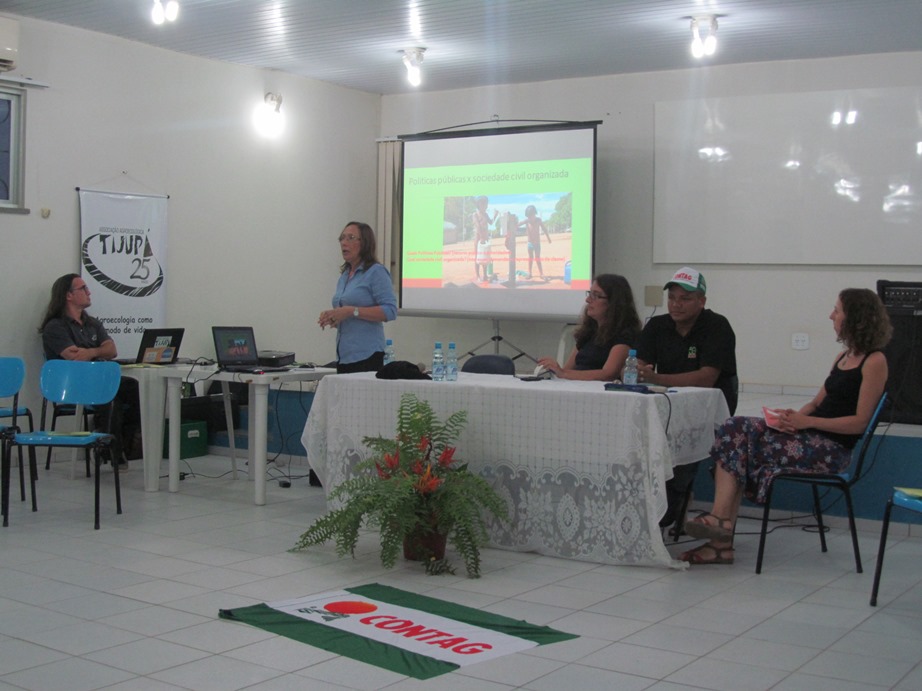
xmin=152 ymin=1 xmax=179 ymax=25
xmin=401 ymin=47 xmax=426 ymax=87
xmin=690 ymin=16 xmax=717 ymax=59
xmin=253 ymin=92 xmax=285 ymax=138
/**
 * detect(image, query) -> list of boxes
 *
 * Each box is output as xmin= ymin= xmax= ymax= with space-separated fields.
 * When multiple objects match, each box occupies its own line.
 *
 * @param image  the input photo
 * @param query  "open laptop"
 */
xmin=212 ymin=326 xmax=289 ymax=373
xmin=116 ymin=328 xmax=185 ymax=364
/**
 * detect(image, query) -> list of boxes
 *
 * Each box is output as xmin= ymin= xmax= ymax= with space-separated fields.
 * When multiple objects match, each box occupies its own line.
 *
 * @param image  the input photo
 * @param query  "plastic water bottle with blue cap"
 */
xmin=445 ymin=342 xmax=458 ymax=381
xmin=431 ymin=342 xmax=445 ymax=381
xmin=383 ymin=339 xmax=396 ymax=366
xmin=623 ymin=349 xmax=639 ymax=385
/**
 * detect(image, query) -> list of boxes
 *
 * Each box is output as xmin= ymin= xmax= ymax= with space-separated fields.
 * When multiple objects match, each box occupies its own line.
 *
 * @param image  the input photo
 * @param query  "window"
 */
xmin=0 ymin=84 xmax=25 ymax=213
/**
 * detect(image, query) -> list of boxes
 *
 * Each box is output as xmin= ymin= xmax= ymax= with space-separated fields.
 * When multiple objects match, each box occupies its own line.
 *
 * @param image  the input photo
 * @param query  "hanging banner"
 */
xmin=78 ymin=189 xmax=168 ymax=357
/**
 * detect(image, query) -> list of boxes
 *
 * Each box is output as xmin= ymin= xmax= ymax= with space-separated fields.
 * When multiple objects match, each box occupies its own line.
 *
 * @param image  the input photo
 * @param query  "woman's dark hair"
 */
xmin=839 ymin=288 xmax=892 ymax=353
xmin=339 ymin=221 xmax=380 ymax=273
xmin=574 ymin=274 xmax=642 ymax=348
xmin=38 ymin=273 xmax=80 ymax=333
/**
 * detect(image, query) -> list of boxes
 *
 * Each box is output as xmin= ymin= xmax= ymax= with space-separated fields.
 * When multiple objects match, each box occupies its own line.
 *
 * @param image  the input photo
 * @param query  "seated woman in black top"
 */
xmin=681 ymin=288 xmax=891 ymax=565
xmin=537 ymin=274 xmax=641 ymax=381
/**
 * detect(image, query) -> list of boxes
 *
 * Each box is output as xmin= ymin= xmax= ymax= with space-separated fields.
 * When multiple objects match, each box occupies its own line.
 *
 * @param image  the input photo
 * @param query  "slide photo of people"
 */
xmin=440 ymin=192 xmax=572 ymax=289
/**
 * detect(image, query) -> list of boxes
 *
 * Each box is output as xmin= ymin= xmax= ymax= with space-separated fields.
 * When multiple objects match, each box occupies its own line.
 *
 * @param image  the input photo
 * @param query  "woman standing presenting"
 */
xmin=537 ymin=273 xmax=642 ymax=381
xmin=318 ymin=222 xmax=397 ymax=373
xmin=681 ymin=288 xmax=891 ymax=565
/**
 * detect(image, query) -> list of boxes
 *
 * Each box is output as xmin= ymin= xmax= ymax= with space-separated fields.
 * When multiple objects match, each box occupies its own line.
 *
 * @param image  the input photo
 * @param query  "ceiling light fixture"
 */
xmin=401 ymin=47 xmax=426 ymax=87
xmin=253 ymin=92 xmax=285 ymax=138
xmin=151 ymin=0 xmax=179 ymax=25
xmin=690 ymin=16 xmax=717 ymax=59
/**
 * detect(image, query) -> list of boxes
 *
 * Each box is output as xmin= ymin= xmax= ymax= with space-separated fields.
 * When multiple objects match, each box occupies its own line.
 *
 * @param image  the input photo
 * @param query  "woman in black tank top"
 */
xmin=680 ymin=288 xmax=891 ymax=566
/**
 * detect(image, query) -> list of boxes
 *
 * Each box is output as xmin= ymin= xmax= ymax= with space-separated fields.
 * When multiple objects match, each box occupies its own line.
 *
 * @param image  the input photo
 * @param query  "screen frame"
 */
xmin=397 ymin=120 xmax=600 ymax=322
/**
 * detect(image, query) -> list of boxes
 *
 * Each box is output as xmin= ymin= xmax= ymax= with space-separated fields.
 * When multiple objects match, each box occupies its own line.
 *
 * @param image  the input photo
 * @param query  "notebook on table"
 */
xmin=116 ymin=328 xmax=185 ymax=364
xmin=211 ymin=326 xmax=289 ymax=373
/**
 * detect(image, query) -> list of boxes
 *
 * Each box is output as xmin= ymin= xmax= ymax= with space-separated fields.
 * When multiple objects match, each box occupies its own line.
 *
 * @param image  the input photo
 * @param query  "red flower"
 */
xmin=384 ymin=451 xmax=399 ymax=470
xmin=414 ymin=465 xmax=443 ymax=494
xmin=437 ymin=446 xmax=456 ymax=467
xmin=417 ymin=436 xmax=430 ymax=452
xmin=375 ymin=462 xmax=388 ymax=479
xmin=411 ymin=461 xmax=424 ymax=475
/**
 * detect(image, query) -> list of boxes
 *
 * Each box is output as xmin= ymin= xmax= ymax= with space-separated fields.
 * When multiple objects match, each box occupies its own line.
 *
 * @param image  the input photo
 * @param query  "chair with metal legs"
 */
xmin=870 ymin=488 xmax=922 ymax=606
xmin=42 ymin=400 xmax=94 ymax=475
xmin=755 ymin=393 xmax=887 ymax=574
xmin=3 ymin=360 xmax=122 ymax=529
xmin=0 ymin=357 xmax=36 ymax=518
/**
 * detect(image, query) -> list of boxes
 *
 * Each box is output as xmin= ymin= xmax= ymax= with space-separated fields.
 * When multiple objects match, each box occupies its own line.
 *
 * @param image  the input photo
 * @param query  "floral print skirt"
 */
xmin=710 ymin=416 xmax=852 ymax=504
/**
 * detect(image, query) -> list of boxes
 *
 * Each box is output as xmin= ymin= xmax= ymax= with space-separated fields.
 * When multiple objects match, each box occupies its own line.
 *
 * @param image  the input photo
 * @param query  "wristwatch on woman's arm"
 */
xmin=353 ymin=307 xmax=360 ymax=318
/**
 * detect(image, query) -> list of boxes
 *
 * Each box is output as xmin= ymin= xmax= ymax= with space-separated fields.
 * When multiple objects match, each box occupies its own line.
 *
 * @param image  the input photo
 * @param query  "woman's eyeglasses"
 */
xmin=585 ymin=291 xmax=608 ymax=301
xmin=338 ymin=234 xmax=360 ymax=243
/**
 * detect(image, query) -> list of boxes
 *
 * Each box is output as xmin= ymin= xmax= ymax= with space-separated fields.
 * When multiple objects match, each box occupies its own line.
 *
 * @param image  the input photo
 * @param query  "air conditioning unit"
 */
xmin=0 ymin=17 xmax=19 ymax=72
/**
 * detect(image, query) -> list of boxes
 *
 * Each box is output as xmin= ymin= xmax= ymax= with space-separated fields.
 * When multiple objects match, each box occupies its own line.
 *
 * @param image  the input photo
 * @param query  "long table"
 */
xmin=302 ymin=372 xmax=730 ymax=568
xmin=126 ymin=365 xmax=332 ymax=504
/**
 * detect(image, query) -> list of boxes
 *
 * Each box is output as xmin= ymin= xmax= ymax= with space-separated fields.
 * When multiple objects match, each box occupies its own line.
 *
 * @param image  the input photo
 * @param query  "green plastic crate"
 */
xmin=162 ymin=420 xmax=208 ymax=459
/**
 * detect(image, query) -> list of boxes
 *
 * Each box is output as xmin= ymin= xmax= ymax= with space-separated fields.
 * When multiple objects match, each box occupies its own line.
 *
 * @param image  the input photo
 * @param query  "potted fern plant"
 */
xmin=291 ymin=393 xmax=507 ymax=578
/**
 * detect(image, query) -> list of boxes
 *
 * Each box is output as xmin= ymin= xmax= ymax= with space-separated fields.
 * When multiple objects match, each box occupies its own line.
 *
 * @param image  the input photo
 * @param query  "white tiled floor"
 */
xmin=2 ymin=393 xmax=921 ymax=690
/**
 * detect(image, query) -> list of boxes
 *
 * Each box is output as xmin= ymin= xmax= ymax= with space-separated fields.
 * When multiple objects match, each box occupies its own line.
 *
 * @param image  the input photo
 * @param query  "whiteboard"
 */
xmin=653 ymin=87 xmax=922 ymax=265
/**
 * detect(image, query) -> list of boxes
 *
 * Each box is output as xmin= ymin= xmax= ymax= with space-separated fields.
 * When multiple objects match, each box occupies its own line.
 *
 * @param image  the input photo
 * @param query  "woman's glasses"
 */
xmin=338 ymin=234 xmax=360 ymax=243
xmin=585 ymin=291 xmax=608 ymax=301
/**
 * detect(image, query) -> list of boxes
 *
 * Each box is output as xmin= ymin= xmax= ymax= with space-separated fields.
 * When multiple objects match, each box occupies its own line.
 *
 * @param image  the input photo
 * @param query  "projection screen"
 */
xmin=399 ymin=122 xmax=599 ymax=321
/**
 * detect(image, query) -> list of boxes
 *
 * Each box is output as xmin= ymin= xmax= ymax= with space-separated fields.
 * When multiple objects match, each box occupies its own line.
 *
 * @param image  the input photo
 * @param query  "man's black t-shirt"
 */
xmin=636 ymin=309 xmax=737 ymax=414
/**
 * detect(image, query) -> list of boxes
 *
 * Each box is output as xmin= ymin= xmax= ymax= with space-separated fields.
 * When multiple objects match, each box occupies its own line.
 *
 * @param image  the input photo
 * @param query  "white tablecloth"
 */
xmin=302 ymin=372 xmax=730 ymax=568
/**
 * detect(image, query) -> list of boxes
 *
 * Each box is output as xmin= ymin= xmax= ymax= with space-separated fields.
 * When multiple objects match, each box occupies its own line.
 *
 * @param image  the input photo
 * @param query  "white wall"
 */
xmin=3 ymin=15 xmax=920 ymax=400
xmin=1 ymin=16 xmax=380 ymax=411
xmin=380 ymin=53 xmax=922 ymax=387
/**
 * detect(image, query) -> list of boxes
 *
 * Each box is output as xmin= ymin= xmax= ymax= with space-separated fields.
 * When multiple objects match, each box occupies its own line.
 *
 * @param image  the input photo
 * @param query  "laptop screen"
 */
xmin=212 ymin=326 xmax=260 ymax=368
xmin=135 ymin=328 xmax=184 ymax=364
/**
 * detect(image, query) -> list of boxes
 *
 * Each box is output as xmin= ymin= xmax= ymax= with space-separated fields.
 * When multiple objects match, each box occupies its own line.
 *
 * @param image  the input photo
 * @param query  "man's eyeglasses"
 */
xmin=585 ymin=291 xmax=608 ymax=301
xmin=70 ymin=285 xmax=90 ymax=294
xmin=338 ymin=234 xmax=360 ymax=243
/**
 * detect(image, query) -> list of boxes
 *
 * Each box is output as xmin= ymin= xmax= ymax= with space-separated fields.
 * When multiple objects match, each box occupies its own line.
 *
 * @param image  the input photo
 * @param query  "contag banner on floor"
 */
xmin=78 ymin=189 xmax=168 ymax=357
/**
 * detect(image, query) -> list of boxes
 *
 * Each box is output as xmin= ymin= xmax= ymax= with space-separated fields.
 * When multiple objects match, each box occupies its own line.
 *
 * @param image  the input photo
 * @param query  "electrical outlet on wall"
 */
xmin=791 ymin=332 xmax=810 ymax=350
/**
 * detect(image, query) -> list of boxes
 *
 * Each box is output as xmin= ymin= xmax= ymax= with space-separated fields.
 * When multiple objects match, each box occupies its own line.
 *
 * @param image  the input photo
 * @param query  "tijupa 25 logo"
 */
xmin=82 ymin=229 xmax=163 ymax=297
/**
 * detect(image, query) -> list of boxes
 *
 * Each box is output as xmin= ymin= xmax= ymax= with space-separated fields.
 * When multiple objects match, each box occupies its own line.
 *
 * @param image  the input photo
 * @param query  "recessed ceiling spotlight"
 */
xmin=689 ymin=15 xmax=718 ymax=59
xmin=152 ymin=0 xmax=179 ymax=25
xmin=401 ymin=47 xmax=426 ymax=87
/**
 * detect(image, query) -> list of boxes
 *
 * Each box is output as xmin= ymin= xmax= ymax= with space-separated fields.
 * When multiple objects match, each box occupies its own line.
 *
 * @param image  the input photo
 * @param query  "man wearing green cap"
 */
xmin=634 ymin=266 xmax=737 ymax=529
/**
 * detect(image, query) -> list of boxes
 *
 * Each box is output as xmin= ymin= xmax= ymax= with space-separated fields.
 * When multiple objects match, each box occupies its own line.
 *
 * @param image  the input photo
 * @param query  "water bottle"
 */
xmin=431 ymin=342 xmax=445 ymax=381
xmin=445 ymin=342 xmax=458 ymax=381
xmin=383 ymin=339 xmax=396 ymax=366
xmin=623 ymin=349 xmax=639 ymax=385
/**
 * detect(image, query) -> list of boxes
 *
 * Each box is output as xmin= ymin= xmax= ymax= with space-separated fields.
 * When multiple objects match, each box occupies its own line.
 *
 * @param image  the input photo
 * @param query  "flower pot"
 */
xmin=403 ymin=525 xmax=447 ymax=562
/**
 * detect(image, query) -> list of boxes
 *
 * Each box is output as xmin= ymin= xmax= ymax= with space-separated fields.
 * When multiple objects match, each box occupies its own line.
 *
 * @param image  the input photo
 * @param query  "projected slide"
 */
xmin=401 ymin=125 xmax=597 ymax=321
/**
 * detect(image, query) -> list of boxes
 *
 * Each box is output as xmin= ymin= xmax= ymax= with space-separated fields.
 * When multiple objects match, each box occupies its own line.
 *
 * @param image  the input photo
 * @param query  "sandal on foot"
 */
xmin=680 ymin=543 xmax=734 ymax=565
xmin=684 ymin=512 xmax=734 ymax=541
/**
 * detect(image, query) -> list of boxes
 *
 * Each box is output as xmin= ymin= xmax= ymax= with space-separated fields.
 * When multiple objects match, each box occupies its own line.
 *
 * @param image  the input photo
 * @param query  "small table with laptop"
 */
xmin=155 ymin=326 xmax=333 ymax=505
xmin=117 ymin=328 xmax=188 ymax=492
xmin=122 ymin=326 xmax=333 ymax=501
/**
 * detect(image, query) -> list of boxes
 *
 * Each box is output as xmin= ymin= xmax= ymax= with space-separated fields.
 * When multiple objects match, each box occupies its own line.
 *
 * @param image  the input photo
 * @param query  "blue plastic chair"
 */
xmin=42 ymin=401 xmax=94 ymax=473
xmin=870 ymin=488 xmax=922 ymax=606
xmin=2 ymin=360 xmax=123 ymax=529
xmin=755 ymin=393 xmax=888 ymax=574
xmin=0 ymin=357 xmax=35 ymax=512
